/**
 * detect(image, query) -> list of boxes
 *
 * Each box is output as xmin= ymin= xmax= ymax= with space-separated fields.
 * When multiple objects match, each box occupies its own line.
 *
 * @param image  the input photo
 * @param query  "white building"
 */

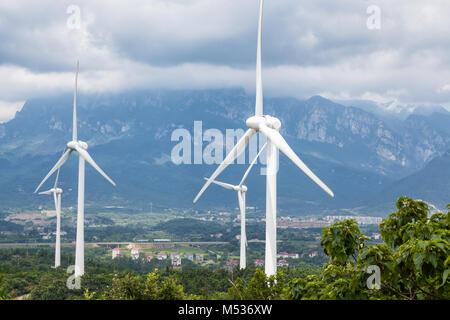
xmin=372 ymin=233 xmax=381 ymax=240
xmin=277 ymin=252 xmax=289 ymax=259
xmin=277 ymin=260 xmax=289 ymax=267
xmin=145 ymin=253 xmax=154 ymax=262
xmin=157 ymin=252 xmax=167 ymax=260
xmin=170 ymin=253 xmax=180 ymax=260
xmin=171 ymin=257 xmax=181 ymax=266
xmin=131 ymin=248 xmax=140 ymax=260
xmin=112 ymin=247 xmax=121 ymax=259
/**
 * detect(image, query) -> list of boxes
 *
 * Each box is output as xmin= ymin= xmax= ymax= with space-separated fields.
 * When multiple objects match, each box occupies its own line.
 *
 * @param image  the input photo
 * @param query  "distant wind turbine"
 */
xmin=39 ymin=166 xmax=63 ymax=268
xmin=194 ymin=0 xmax=334 ymax=276
xmin=206 ymin=143 xmax=267 ymax=269
xmin=34 ymin=61 xmax=116 ymax=277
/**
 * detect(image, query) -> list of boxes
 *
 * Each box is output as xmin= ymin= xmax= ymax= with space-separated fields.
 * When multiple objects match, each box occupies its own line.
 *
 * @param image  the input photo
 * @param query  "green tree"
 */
xmin=104 ymin=269 xmax=187 ymax=300
xmin=0 ymin=274 xmax=9 ymax=300
xmin=289 ymin=197 xmax=449 ymax=300
xmin=227 ymin=269 xmax=288 ymax=300
xmin=321 ymin=219 xmax=371 ymax=265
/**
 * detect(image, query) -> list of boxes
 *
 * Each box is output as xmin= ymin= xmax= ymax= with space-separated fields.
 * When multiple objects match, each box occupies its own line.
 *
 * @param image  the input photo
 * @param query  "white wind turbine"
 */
xmin=39 ymin=166 xmax=63 ymax=268
xmin=206 ymin=143 xmax=267 ymax=270
xmin=34 ymin=61 xmax=116 ymax=277
xmin=194 ymin=0 xmax=334 ymax=276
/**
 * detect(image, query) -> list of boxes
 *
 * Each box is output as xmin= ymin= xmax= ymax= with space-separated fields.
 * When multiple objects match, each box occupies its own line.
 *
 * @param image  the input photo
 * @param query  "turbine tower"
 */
xmin=39 ymin=166 xmax=63 ymax=268
xmin=194 ymin=0 xmax=334 ymax=276
xmin=207 ymin=143 xmax=267 ymax=269
xmin=35 ymin=61 xmax=116 ymax=277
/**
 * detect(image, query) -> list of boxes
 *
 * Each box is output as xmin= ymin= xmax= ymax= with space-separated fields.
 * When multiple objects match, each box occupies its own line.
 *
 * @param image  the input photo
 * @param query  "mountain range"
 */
xmin=0 ymin=88 xmax=449 ymax=216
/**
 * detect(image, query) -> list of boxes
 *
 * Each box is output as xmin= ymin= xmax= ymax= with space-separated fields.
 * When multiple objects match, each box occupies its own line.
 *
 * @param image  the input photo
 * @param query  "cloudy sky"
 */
xmin=1 ymin=0 xmax=450 ymax=121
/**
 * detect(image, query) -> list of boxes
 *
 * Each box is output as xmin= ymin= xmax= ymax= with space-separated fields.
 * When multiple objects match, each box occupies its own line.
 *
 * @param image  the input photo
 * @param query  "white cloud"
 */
xmin=0 ymin=100 xmax=25 ymax=123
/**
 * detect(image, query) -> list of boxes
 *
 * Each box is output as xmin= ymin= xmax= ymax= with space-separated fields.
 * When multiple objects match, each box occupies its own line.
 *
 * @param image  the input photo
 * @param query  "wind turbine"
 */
xmin=193 ymin=0 xmax=334 ymax=276
xmin=206 ymin=143 xmax=267 ymax=269
xmin=34 ymin=61 xmax=116 ymax=277
xmin=39 ymin=166 xmax=63 ymax=268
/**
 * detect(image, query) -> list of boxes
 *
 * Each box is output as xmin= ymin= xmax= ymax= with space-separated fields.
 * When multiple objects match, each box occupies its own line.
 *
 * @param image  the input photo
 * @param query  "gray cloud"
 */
xmin=1 ymin=0 xmax=450 ymax=120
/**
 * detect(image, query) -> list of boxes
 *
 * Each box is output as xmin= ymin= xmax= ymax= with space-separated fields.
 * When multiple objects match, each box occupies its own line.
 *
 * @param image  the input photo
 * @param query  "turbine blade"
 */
xmin=204 ymin=178 xmax=235 ymax=190
xmin=54 ymin=167 xmax=60 ymax=189
xmin=39 ymin=190 xmax=53 ymax=195
xmin=73 ymin=61 xmax=79 ymax=141
xmin=35 ymin=149 xmax=73 ymax=193
xmin=75 ymin=145 xmax=116 ymax=186
xmin=255 ymin=0 xmax=264 ymax=116
xmin=259 ymin=124 xmax=334 ymax=197
xmin=54 ymin=148 xmax=67 ymax=189
xmin=193 ymin=129 xmax=256 ymax=203
xmin=239 ymin=142 xmax=267 ymax=187
xmin=53 ymin=149 xmax=66 ymax=189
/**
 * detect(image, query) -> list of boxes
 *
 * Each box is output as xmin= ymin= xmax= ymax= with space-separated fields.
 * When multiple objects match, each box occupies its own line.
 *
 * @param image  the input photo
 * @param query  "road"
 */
xmin=0 ymin=241 xmax=229 ymax=248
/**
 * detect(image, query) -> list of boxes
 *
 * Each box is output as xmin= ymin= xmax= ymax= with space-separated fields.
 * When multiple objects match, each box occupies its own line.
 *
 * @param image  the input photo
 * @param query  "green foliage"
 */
xmin=1 ymin=197 xmax=448 ymax=301
xmin=154 ymin=219 xmax=225 ymax=240
xmin=226 ymin=269 xmax=288 ymax=300
xmin=289 ymin=197 xmax=450 ymax=300
xmin=321 ymin=219 xmax=371 ymax=265
xmin=177 ymin=268 xmax=230 ymax=298
xmin=0 ymin=274 xmax=9 ymax=300
xmin=104 ymin=269 xmax=187 ymax=300
xmin=380 ymin=197 xmax=429 ymax=249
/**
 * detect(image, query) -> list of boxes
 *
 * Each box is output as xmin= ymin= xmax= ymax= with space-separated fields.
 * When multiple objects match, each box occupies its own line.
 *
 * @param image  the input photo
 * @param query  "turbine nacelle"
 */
xmin=235 ymin=185 xmax=248 ymax=193
xmin=39 ymin=187 xmax=63 ymax=195
xmin=50 ymin=188 xmax=63 ymax=194
xmin=67 ymin=140 xmax=88 ymax=151
xmin=246 ymin=115 xmax=281 ymax=131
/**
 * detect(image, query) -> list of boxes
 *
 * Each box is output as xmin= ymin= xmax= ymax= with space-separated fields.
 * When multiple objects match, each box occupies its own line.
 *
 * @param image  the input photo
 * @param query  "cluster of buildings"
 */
xmin=277 ymin=215 xmax=383 ymax=229
xmin=40 ymin=231 xmax=67 ymax=240
xmin=251 ymin=259 xmax=290 ymax=267
xmin=112 ymin=247 xmax=204 ymax=267
xmin=249 ymin=252 xmax=301 ymax=268
xmin=276 ymin=252 xmax=299 ymax=259
xmin=323 ymin=215 xmax=383 ymax=225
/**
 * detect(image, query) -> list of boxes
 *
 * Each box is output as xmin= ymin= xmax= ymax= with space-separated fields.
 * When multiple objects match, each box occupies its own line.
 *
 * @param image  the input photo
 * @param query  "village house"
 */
xmin=288 ymin=253 xmax=299 ymax=259
xmin=170 ymin=252 xmax=180 ymax=260
xmin=308 ymin=251 xmax=319 ymax=258
xmin=195 ymin=254 xmax=204 ymax=263
xmin=227 ymin=259 xmax=238 ymax=267
xmin=157 ymin=252 xmax=167 ymax=260
xmin=112 ymin=247 xmax=121 ymax=259
xmin=145 ymin=253 xmax=154 ymax=262
xmin=277 ymin=252 xmax=289 ymax=259
xmin=225 ymin=259 xmax=239 ymax=271
xmin=184 ymin=253 xmax=194 ymax=261
xmin=131 ymin=248 xmax=140 ymax=260
xmin=253 ymin=259 xmax=264 ymax=267
xmin=171 ymin=257 xmax=181 ymax=266
xmin=371 ymin=233 xmax=381 ymax=240
xmin=277 ymin=259 xmax=289 ymax=267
